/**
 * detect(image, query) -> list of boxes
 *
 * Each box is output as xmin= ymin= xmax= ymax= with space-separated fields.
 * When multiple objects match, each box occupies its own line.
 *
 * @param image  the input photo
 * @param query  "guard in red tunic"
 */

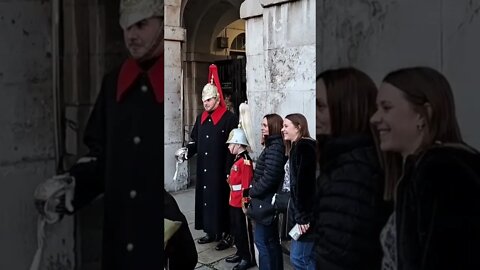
xmin=224 ymin=104 xmax=256 ymax=270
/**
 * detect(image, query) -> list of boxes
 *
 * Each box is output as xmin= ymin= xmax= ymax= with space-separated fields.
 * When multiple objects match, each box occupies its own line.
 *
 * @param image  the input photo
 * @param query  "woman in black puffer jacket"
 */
xmin=314 ymin=68 xmax=390 ymax=270
xmin=249 ymin=114 xmax=286 ymax=270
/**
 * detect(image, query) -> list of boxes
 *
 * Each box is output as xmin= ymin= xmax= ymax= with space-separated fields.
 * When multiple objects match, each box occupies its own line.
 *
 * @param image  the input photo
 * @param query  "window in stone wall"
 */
xmin=230 ymin=33 xmax=245 ymax=51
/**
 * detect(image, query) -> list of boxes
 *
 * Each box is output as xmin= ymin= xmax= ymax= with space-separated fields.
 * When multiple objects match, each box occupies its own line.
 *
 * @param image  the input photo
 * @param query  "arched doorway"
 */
xmin=166 ymin=0 xmax=247 ymax=188
xmin=182 ymin=0 xmax=246 ymax=123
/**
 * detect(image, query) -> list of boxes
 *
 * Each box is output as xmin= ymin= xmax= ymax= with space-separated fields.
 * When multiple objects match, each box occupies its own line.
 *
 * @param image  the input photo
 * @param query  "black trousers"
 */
xmin=230 ymin=206 xmax=255 ymax=262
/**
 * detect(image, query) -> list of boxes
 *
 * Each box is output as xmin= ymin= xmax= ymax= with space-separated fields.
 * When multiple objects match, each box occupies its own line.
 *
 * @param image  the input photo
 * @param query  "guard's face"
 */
xmin=203 ymin=97 xmax=219 ymax=112
xmin=123 ymin=17 xmax=163 ymax=60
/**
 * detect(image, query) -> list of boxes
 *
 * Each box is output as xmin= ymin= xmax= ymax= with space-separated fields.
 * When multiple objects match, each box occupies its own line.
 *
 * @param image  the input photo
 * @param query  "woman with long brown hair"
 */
xmin=247 ymin=114 xmax=287 ymax=270
xmin=282 ymin=113 xmax=317 ymax=269
xmin=371 ymin=67 xmax=480 ymax=270
xmin=313 ymin=67 xmax=389 ymax=270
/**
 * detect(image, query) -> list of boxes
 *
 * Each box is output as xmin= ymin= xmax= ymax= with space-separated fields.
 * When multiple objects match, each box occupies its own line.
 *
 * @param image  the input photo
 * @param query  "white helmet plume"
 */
xmin=239 ymin=102 xmax=255 ymax=152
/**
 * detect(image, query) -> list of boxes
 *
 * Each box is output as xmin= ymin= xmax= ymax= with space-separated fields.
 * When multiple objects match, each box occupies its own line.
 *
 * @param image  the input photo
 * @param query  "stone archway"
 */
xmin=165 ymin=0 xmax=245 ymax=191
xmin=182 ymin=0 xmax=245 ymax=128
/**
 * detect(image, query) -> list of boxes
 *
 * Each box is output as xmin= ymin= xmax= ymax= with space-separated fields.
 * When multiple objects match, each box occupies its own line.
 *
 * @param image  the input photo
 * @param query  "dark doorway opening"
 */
xmin=215 ymin=57 xmax=247 ymax=116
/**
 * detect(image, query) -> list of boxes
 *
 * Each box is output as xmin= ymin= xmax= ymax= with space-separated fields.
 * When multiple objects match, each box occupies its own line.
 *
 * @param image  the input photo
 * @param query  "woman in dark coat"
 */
xmin=371 ymin=67 xmax=480 ymax=270
xmin=313 ymin=68 xmax=390 ymax=270
xmin=248 ymin=114 xmax=286 ymax=270
xmin=282 ymin=113 xmax=317 ymax=270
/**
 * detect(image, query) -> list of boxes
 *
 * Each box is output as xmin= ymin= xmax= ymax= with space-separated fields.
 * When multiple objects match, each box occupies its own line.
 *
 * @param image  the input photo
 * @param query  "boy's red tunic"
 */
xmin=228 ymin=151 xmax=253 ymax=208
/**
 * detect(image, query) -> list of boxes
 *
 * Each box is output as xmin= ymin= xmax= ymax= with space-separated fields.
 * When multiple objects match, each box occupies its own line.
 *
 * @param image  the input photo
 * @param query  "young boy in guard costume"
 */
xmin=225 ymin=103 xmax=256 ymax=270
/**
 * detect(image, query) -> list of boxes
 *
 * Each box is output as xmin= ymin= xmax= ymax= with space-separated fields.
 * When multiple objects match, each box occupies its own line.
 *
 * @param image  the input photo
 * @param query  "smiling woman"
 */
xmin=371 ymin=67 xmax=480 ymax=270
xmin=281 ymin=113 xmax=317 ymax=270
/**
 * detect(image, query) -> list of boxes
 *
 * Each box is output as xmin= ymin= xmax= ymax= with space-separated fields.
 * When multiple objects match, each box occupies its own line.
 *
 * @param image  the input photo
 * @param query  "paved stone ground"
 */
xmin=172 ymin=188 xmax=293 ymax=270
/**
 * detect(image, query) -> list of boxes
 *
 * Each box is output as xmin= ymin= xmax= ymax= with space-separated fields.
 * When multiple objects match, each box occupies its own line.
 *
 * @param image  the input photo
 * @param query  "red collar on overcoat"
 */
xmin=116 ymin=54 xmax=164 ymax=103
xmin=201 ymin=106 xmax=227 ymax=125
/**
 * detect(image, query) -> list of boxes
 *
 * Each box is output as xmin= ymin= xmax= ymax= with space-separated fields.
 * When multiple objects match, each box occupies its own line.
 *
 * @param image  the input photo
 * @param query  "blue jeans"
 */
xmin=290 ymin=239 xmax=316 ymax=270
xmin=254 ymin=220 xmax=283 ymax=270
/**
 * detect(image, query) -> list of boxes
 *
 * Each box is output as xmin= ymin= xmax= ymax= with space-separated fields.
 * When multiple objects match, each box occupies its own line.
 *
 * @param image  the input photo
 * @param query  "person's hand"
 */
xmin=33 ymin=174 xmax=75 ymax=222
xmin=174 ymin=147 xmax=188 ymax=163
xmin=241 ymin=199 xmax=250 ymax=214
xmin=298 ymin=223 xmax=310 ymax=234
xmin=53 ymin=194 xmax=73 ymax=214
xmin=35 ymin=194 xmax=71 ymax=220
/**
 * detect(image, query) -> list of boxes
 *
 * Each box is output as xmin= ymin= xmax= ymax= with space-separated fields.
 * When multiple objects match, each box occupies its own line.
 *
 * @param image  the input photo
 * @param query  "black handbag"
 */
xmin=246 ymin=197 xmax=277 ymax=226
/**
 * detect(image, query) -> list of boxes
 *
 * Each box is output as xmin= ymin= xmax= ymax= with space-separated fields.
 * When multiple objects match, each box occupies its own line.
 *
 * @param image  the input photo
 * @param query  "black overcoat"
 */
xmin=69 ymin=57 xmax=164 ymax=269
xmin=187 ymin=109 xmax=237 ymax=235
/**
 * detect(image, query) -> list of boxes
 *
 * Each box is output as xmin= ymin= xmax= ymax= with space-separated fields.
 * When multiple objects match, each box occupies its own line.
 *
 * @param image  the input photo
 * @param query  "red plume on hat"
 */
xmin=208 ymin=64 xmax=226 ymax=108
xmin=200 ymin=64 xmax=228 ymax=125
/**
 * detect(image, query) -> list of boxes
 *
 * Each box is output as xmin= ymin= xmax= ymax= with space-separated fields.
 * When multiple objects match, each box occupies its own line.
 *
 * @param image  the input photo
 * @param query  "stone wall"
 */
xmin=0 ymin=1 xmax=74 ymax=269
xmin=165 ymin=0 xmax=188 ymax=191
xmin=241 ymin=0 xmax=316 ymax=156
xmin=317 ymin=0 xmax=480 ymax=148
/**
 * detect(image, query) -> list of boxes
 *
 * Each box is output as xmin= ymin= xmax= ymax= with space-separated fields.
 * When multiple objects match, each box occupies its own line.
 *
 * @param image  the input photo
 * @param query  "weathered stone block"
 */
xmin=165 ymin=2 xmax=182 ymax=26
xmin=245 ymin=54 xmax=267 ymax=92
xmin=265 ymin=46 xmax=315 ymax=93
xmin=260 ymin=0 xmax=298 ymax=8
xmin=0 ymin=82 xmax=54 ymax=164
xmin=245 ymin=17 xmax=264 ymax=55
xmin=164 ymin=65 xmax=182 ymax=93
xmin=263 ymin=0 xmax=315 ymax=50
xmin=240 ymin=0 xmax=263 ymax=19
xmin=165 ymin=41 xmax=183 ymax=66
xmin=442 ymin=0 xmax=480 ymax=149
xmin=165 ymin=25 xmax=186 ymax=42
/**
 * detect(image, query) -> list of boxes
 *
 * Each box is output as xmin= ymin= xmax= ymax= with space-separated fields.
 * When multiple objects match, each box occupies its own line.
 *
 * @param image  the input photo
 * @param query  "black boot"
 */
xmin=225 ymin=253 xmax=242 ymax=263
xmin=232 ymin=259 xmax=255 ymax=270
xmin=197 ymin=233 xmax=218 ymax=244
xmin=215 ymin=234 xmax=233 ymax=250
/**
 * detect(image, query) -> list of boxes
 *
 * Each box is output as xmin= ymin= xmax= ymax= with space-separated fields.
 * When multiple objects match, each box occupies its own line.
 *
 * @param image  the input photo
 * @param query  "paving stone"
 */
xmin=172 ymin=188 xmax=294 ymax=270
xmin=198 ymin=246 xmax=236 ymax=265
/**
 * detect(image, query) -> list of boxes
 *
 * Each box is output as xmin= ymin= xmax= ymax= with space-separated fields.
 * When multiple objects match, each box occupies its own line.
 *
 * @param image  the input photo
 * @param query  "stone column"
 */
xmin=165 ymin=0 xmax=188 ymax=191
